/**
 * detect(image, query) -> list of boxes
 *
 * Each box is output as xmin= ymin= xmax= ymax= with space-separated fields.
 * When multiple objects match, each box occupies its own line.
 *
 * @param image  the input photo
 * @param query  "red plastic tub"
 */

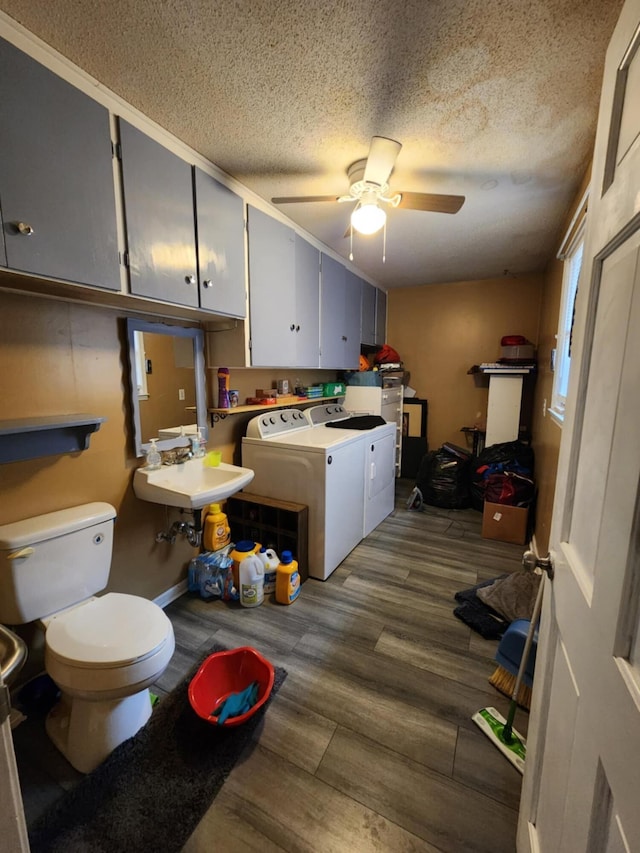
xmin=188 ymin=646 xmax=275 ymax=726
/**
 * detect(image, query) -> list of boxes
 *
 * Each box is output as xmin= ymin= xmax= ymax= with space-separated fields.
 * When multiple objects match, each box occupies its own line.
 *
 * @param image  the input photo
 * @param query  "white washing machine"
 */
xmin=242 ymin=406 xmax=395 ymax=580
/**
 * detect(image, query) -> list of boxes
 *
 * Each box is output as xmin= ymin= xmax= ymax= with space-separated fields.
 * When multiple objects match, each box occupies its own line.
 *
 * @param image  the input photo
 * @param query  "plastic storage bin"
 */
xmin=188 ymin=646 xmax=275 ymax=726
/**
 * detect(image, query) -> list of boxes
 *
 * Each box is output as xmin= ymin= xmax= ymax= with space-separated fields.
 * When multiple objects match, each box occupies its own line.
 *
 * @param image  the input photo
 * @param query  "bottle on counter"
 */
xmin=218 ymin=367 xmax=230 ymax=409
xmin=190 ymin=428 xmax=206 ymax=458
xmin=275 ymin=550 xmax=300 ymax=605
xmin=145 ymin=439 xmax=162 ymax=470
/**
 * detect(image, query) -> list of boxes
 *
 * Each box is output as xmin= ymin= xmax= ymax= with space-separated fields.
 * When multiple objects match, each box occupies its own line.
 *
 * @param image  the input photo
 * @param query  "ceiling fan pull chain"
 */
xmin=349 ymin=225 xmax=354 ymax=262
xmin=382 ymin=219 xmax=387 ymax=263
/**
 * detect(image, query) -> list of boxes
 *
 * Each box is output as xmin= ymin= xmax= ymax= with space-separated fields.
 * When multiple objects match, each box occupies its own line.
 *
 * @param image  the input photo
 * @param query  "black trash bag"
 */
xmin=470 ymin=440 xmax=535 ymax=511
xmin=417 ymin=445 xmax=473 ymax=509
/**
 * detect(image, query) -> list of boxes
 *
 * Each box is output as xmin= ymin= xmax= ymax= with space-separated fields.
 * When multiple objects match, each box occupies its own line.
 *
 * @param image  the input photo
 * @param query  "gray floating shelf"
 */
xmin=0 ymin=414 xmax=106 ymax=463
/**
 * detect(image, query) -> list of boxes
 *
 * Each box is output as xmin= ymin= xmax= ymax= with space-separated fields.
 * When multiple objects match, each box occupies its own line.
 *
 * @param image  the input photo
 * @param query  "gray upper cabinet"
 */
xmin=247 ymin=206 xmax=319 ymax=367
xmin=118 ymin=119 xmax=199 ymax=307
xmin=293 ymin=234 xmax=321 ymax=367
xmin=361 ymin=280 xmax=377 ymax=345
xmin=320 ymin=255 xmax=361 ymax=369
xmin=194 ymin=168 xmax=246 ymax=317
xmin=0 ymin=37 xmax=119 ymax=290
xmin=375 ymin=288 xmax=387 ymax=345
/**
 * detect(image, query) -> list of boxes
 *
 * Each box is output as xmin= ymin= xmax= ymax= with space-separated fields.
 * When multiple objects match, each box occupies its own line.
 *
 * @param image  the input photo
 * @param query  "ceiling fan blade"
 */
xmin=396 ymin=191 xmax=465 ymax=214
xmin=271 ymin=195 xmax=340 ymax=204
xmin=363 ymin=137 xmax=402 ymax=187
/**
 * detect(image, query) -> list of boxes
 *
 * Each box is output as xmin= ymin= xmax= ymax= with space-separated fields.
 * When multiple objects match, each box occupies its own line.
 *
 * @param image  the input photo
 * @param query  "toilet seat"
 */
xmin=46 ymin=592 xmax=171 ymax=668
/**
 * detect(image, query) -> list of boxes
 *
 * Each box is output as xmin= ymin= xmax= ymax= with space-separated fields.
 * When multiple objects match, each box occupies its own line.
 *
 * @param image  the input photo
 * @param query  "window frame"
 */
xmin=549 ymin=190 xmax=589 ymax=426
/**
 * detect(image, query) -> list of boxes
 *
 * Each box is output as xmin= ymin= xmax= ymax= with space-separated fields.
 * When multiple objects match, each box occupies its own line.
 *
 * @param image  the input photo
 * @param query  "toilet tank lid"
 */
xmin=0 ymin=502 xmax=116 ymax=550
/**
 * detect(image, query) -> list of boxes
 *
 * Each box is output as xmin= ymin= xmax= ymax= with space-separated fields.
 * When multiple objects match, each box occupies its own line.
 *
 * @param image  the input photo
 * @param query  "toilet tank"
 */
xmin=0 ymin=503 xmax=116 ymax=624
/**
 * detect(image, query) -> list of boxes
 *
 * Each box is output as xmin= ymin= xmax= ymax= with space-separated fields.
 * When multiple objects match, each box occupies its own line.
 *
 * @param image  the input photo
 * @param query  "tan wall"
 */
xmin=530 ymin=168 xmax=591 ymax=553
xmin=387 ymin=275 xmax=544 ymax=450
xmin=138 ymin=332 xmax=197 ymax=442
xmin=0 ymin=289 xmax=338 ymax=613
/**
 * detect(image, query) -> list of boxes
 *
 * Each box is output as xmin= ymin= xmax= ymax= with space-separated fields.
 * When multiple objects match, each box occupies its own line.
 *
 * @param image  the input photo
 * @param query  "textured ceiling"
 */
xmin=0 ymin=0 xmax=623 ymax=287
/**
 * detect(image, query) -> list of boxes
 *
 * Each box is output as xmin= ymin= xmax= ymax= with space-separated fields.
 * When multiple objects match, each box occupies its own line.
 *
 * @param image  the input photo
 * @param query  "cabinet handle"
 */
xmin=16 ymin=222 xmax=34 ymax=236
xmin=290 ymin=324 xmax=295 ymax=332
xmin=185 ymin=275 xmax=195 ymax=285
xmin=203 ymin=279 xmax=213 ymax=288
xmin=342 ymin=335 xmax=347 ymax=341
xmin=296 ymin=325 xmax=300 ymax=332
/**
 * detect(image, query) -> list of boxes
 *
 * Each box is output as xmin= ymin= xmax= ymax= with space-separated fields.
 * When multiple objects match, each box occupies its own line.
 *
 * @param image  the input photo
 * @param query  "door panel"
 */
xmin=119 ymin=119 xmax=198 ymax=306
xmin=0 ymin=36 xmax=119 ymax=290
xmin=294 ymin=234 xmax=320 ymax=367
xmin=194 ymin=168 xmax=246 ymax=317
xmin=518 ymin=3 xmax=640 ymax=849
xmin=247 ymin=206 xmax=296 ymax=366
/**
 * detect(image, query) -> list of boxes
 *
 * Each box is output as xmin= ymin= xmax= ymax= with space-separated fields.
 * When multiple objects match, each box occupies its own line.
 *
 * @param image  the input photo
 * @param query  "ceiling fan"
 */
xmin=271 ymin=136 xmax=465 ymax=241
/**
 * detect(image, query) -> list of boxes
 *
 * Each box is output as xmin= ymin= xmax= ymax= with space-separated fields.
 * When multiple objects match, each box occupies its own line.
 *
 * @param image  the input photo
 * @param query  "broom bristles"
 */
xmin=489 ymin=665 xmax=532 ymax=710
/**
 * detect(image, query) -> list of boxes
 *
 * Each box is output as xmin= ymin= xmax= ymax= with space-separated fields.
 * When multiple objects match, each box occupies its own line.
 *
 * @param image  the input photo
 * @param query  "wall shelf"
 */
xmin=0 ymin=414 xmax=106 ymax=463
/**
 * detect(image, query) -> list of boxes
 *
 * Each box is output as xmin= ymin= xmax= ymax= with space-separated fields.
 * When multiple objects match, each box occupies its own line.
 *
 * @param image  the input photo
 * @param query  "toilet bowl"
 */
xmin=42 ymin=592 xmax=175 ymax=773
xmin=0 ymin=503 xmax=176 ymax=774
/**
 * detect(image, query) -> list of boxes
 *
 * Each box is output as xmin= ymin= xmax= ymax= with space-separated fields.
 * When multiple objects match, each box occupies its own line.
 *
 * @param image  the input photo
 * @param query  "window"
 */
xmin=549 ymin=192 xmax=588 ymax=425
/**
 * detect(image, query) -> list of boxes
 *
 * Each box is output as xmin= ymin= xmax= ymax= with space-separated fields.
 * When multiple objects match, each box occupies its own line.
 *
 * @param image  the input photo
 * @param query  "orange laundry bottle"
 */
xmin=202 ymin=503 xmax=230 ymax=552
xmin=275 ymin=551 xmax=300 ymax=605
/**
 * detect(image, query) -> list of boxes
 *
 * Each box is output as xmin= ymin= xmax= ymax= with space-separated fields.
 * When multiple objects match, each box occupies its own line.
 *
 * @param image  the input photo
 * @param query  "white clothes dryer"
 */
xmin=304 ymin=404 xmax=396 ymax=537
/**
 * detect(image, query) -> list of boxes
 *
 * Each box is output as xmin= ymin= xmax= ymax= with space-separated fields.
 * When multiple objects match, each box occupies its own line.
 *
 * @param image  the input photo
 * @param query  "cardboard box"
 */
xmin=482 ymin=501 xmax=528 ymax=545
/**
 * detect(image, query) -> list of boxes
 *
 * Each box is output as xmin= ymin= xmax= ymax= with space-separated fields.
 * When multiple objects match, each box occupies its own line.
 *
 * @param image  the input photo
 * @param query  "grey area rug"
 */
xmin=29 ymin=645 xmax=287 ymax=853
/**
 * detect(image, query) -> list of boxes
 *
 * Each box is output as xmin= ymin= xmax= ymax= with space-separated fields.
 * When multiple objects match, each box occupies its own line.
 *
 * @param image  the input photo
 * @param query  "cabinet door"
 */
xmin=119 ymin=119 xmax=198 ymax=307
xmin=294 ymin=235 xmax=320 ymax=367
xmin=0 ymin=37 xmax=119 ymax=290
xmin=194 ymin=168 xmax=246 ymax=317
xmin=247 ymin=206 xmax=295 ymax=366
xmin=343 ymin=269 xmax=363 ymax=368
xmin=375 ymin=288 xmax=387 ymax=345
xmin=319 ymin=253 xmax=346 ymax=368
xmin=361 ymin=280 xmax=377 ymax=345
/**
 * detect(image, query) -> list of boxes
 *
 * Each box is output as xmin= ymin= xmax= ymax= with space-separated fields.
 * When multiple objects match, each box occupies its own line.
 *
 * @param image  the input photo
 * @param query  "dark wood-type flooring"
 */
xmin=14 ymin=480 xmax=527 ymax=852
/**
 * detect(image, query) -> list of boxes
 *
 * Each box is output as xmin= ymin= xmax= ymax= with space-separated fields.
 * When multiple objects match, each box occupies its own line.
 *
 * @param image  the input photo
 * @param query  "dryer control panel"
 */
xmin=245 ymin=409 xmax=309 ymax=439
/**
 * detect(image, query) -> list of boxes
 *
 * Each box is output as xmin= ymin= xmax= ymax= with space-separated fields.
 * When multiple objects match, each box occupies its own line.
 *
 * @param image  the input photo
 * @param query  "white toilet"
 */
xmin=0 ymin=502 xmax=175 ymax=774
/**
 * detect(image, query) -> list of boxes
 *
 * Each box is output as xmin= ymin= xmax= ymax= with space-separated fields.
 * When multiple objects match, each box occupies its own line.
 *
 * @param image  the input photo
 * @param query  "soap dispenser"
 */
xmin=145 ymin=439 xmax=162 ymax=470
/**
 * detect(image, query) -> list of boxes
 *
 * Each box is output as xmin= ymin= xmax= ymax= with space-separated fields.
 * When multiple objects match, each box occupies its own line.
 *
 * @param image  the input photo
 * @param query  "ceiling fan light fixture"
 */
xmin=351 ymin=201 xmax=386 ymax=235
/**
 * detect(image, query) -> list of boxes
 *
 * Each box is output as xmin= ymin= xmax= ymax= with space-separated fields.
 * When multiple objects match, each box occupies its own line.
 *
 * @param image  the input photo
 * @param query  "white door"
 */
xmin=0 ymin=673 xmax=30 ymax=851
xmin=518 ymin=1 xmax=640 ymax=850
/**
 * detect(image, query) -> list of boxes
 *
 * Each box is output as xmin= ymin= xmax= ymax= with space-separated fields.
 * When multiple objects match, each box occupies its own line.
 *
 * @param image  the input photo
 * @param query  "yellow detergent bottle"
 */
xmin=202 ymin=503 xmax=230 ymax=552
xmin=275 ymin=551 xmax=300 ymax=605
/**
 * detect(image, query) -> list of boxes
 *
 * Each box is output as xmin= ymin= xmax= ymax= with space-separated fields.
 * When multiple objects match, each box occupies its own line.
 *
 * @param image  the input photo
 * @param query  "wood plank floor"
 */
xmin=14 ymin=480 xmax=527 ymax=851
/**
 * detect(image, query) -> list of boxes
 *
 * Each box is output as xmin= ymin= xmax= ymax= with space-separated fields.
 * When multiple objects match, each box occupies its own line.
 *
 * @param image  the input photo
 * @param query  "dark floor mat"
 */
xmin=28 ymin=644 xmax=287 ymax=853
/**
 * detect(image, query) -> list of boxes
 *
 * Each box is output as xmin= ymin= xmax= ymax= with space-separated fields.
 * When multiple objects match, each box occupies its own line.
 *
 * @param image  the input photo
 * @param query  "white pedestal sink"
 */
xmin=133 ymin=458 xmax=254 ymax=509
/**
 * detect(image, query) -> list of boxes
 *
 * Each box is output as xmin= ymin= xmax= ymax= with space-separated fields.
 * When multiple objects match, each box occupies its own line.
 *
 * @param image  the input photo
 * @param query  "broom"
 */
xmin=472 ymin=572 xmax=545 ymax=774
xmin=489 ymin=662 xmax=532 ymax=709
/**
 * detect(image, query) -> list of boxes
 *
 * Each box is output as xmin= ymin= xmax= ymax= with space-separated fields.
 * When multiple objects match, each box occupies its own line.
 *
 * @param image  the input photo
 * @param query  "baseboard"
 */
xmin=154 ymin=579 xmax=188 ymax=610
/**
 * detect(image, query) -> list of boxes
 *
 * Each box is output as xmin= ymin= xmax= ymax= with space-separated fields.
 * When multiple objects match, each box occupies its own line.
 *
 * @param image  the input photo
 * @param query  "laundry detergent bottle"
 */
xmin=238 ymin=553 xmax=264 ymax=608
xmin=258 ymin=547 xmax=279 ymax=595
xmin=230 ymin=540 xmax=261 ymax=589
xmin=275 ymin=551 xmax=300 ymax=605
xmin=202 ymin=503 xmax=230 ymax=552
